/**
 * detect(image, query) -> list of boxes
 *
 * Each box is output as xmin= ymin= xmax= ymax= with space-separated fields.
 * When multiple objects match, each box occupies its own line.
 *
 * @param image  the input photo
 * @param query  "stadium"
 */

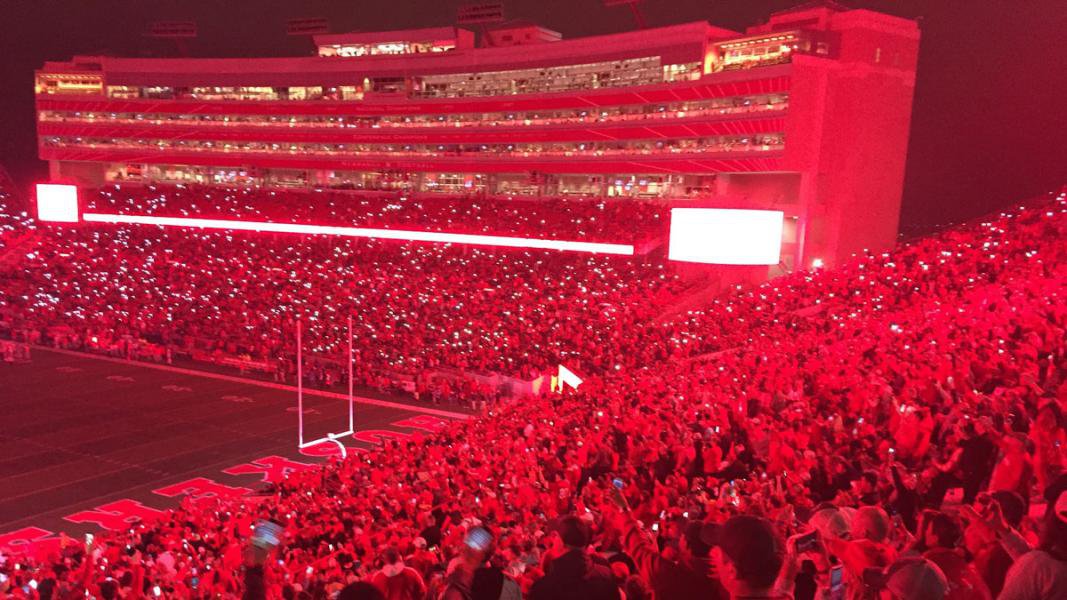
xmin=0 ymin=1 xmax=1064 ymax=599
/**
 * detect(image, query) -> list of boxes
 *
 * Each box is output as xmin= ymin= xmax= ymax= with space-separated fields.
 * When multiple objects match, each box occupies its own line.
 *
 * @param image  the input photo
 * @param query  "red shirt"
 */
xmin=371 ymin=566 xmax=428 ymax=600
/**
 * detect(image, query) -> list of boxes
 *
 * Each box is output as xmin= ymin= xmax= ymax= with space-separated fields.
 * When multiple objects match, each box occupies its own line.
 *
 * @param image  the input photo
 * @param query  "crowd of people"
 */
xmin=85 ymin=184 xmax=668 ymax=243
xmin=0 ymin=184 xmax=1065 ymax=599
xmin=0 ymin=166 xmax=28 ymax=248
xmin=3 ymin=184 xmax=690 ymax=396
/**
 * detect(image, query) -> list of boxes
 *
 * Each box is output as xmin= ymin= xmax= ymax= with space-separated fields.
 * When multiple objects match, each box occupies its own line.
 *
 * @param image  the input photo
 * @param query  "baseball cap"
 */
xmin=883 ymin=557 xmax=949 ymax=600
xmin=852 ymin=506 xmax=890 ymax=542
xmin=808 ymin=507 xmax=851 ymax=540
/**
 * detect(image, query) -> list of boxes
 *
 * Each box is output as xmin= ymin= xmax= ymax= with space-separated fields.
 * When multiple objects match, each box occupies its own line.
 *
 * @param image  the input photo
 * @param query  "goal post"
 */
xmin=296 ymin=316 xmax=355 ymax=457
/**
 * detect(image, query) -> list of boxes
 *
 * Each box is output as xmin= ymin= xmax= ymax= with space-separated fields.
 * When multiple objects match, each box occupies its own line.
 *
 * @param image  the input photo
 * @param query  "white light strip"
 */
xmin=81 ymin=213 xmax=636 ymax=255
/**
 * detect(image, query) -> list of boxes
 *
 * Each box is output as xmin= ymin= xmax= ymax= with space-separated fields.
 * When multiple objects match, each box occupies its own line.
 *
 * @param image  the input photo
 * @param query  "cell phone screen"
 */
xmin=465 ymin=527 xmax=492 ymax=552
xmin=795 ymin=531 xmax=818 ymax=553
xmin=251 ymin=520 xmax=284 ymax=550
xmin=830 ymin=565 xmax=843 ymax=588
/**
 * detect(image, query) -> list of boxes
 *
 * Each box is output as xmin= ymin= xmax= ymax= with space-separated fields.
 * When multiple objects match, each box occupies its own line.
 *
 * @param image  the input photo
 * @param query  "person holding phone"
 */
xmin=915 ymin=511 xmax=992 ymax=600
xmin=440 ymin=527 xmax=521 ymax=600
xmin=819 ymin=506 xmax=897 ymax=600
xmin=242 ymin=519 xmax=285 ymax=600
xmin=997 ymin=484 xmax=1067 ymax=600
xmin=609 ymin=480 xmax=728 ymax=600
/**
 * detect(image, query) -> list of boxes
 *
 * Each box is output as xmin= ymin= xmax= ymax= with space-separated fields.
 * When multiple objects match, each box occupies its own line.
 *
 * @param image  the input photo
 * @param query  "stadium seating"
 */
xmin=87 ymin=183 xmax=669 ymax=243
xmin=0 ymin=187 xmax=1064 ymax=599
xmin=4 ymin=184 xmax=688 ymax=404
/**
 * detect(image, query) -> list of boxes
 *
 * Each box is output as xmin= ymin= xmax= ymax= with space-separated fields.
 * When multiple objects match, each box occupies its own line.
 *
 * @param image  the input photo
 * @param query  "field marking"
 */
xmin=0 ymin=403 xmax=419 ymax=532
xmin=32 ymin=346 xmax=470 ymax=420
xmin=161 ymin=384 xmax=193 ymax=392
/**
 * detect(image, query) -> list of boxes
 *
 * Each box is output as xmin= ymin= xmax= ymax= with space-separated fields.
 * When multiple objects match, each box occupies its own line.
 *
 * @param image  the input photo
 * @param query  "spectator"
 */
xmin=471 ymin=564 xmax=522 ymax=600
xmin=441 ymin=528 xmax=498 ymax=600
xmin=529 ymin=515 xmax=619 ymax=600
xmin=928 ymin=423 xmax=999 ymax=507
xmin=916 ymin=511 xmax=992 ymax=600
xmin=371 ymin=548 xmax=426 ymax=600
xmin=963 ymin=492 xmax=1025 ymax=596
xmin=0 ymin=188 xmax=1063 ymax=600
xmin=875 ymin=557 xmax=950 ymax=600
xmin=712 ymin=515 xmax=785 ymax=599
xmin=339 ymin=582 xmax=387 ymax=600
xmin=821 ymin=506 xmax=897 ymax=600
xmin=619 ymin=510 xmax=726 ymax=600
xmin=997 ymin=485 xmax=1067 ymax=600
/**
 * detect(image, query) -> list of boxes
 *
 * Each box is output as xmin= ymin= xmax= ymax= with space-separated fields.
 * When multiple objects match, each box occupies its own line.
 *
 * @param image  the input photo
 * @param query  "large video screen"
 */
xmin=668 ymin=208 xmax=783 ymax=265
xmin=36 ymin=183 xmax=80 ymax=223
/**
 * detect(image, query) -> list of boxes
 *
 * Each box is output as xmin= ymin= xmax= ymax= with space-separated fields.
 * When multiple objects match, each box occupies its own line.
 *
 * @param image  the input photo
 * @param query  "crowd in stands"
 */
xmin=3 ymin=184 xmax=688 ymax=400
xmin=0 ymin=186 xmax=1065 ymax=599
xmin=86 ymin=184 xmax=668 ymax=243
xmin=0 ymin=166 xmax=29 ymax=248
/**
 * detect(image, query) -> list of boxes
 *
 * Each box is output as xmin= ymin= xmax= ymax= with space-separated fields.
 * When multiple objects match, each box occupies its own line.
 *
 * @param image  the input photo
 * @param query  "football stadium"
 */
xmin=0 ymin=1 xmax=1064 ymax=598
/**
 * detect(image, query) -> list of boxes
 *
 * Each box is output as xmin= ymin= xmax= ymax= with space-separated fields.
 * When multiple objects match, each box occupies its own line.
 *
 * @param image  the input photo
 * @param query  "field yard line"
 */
xmin=32 ymin=346 xmax=470 ymax=420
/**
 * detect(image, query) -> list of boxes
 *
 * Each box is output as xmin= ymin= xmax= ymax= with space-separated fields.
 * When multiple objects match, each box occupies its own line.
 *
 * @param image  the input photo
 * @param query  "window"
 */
xmin=35 ymin=73 xmax=103 ymax=96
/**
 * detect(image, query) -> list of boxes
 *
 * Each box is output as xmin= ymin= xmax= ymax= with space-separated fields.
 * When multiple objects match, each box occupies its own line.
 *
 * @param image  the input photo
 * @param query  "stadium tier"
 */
xmin=34 ymin=3 xmax=919 ymax=268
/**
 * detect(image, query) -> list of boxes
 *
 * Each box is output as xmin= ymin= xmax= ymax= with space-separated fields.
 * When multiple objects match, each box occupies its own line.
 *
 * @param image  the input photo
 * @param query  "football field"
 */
xmin=0 ymin=347 xmax=467 ymax=547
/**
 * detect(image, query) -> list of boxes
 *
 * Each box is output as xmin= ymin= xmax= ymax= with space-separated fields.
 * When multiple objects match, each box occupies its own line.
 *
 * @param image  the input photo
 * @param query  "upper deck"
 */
xmin=39 ymin=22 xmax=726 ymax=88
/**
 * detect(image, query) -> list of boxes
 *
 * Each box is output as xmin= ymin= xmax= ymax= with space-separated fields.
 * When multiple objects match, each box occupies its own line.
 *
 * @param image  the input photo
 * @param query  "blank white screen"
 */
xmin=668 ymin=208 xmax=783 ymax=265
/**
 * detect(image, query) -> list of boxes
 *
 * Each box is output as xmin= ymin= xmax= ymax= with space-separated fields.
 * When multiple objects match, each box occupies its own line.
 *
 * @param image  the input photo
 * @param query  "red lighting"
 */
xmin=35 ymin=184 xmax=80 ymax=222
xmin=668 ymin=208 xmax=783 ymax=265
xmin=80 ymin=213 xmax=636 ymax=255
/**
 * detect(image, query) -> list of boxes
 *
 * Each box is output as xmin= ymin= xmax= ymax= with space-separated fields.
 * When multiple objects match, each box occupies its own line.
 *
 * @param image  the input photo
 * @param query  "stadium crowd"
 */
xmin=0 ymin=167 xmax=29 ymax=246
xmin=0 ymin=188 xmax=1065 ymax=599
xmin=85 ymin=184 xmax=668 ymax=243
xmin=3 ymin=184 xmax=688 ymax=401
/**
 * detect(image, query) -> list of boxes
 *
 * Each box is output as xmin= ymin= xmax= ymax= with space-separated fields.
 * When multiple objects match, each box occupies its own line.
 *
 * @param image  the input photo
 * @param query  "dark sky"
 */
xmin=1 ymin=0 xmax=1064 ymax=231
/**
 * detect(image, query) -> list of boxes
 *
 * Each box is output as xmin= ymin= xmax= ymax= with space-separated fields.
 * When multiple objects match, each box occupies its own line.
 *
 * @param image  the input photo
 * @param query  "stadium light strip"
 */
xmin=80 ymin=213 xmax=636 ymax=255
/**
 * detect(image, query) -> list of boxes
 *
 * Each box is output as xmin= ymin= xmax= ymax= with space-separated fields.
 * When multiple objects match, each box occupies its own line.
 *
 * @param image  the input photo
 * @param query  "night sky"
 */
xmin=1 ymin=0 xmax=1064 ymax=231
